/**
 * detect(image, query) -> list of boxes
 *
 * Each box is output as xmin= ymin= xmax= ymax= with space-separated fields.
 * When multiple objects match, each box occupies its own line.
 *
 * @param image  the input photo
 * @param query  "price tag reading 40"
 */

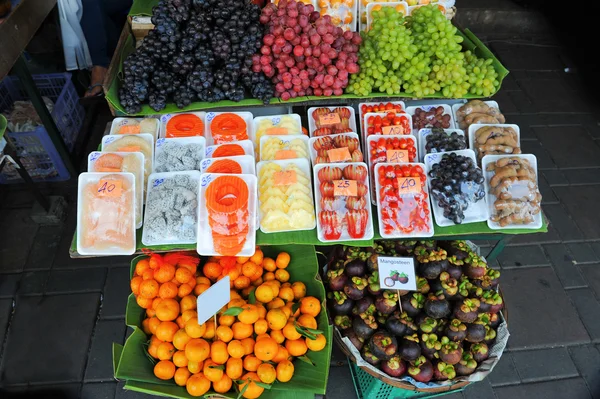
xmin=97 ymin=179 xmax=122 ymax=197
xmin=386 ymin=149 xmax=408 ymax=163
xmin=333 ymin=180 xmax=357 ymax=196
xmin=397 ymin=176 xmax=421 ymax=195
xmin=381 ymin=125 xmax=406 ymax=135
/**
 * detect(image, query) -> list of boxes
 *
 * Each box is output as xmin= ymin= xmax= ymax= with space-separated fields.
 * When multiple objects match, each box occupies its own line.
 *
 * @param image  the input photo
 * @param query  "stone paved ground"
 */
xmin=2 ymin=7 xmax=600 ymax=399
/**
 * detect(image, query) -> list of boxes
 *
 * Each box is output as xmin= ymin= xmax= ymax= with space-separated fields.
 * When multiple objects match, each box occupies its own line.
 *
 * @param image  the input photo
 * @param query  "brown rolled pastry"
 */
xmin=491 ymin=176 xmax=539 ymax=201
xmin=457 ymin=100 xmax=487 ymax=119
xmin=466 ymin=113 xmax=500 ymax=126
xmin=478 ymin=144 xmax=516 ymax=154
xmin=475 ymin=126 xmax=503 ymax=144
xmin=489 ymin=164 xmax=536 ymax=188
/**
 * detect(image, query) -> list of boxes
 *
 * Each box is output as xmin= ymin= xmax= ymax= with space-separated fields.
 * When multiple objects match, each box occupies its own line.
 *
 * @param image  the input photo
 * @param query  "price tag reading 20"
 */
xmin=97 ymin=179 xmax=122 ymax=197
xmin=396 ymin=176 xmax=421 ymax=195
xmin=333 ymin=180 xmax=357 ymax=196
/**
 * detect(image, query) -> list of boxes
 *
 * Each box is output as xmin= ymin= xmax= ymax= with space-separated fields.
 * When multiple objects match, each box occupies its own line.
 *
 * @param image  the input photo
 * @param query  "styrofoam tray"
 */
xmin=110 ymin=117 xmax=160 ymax=141
xmin=88 ymin=151 xmax=144 ymax=229
xmin=468 ymin=124 xmax=520 ymax=164
xmin=142 ymin=171 xmax=201 ymax=246
xmin=205 ymin=111 xmax=254 ymax=146
xmin=417 ymin=128 xmax=466 ymax=163
xmin=373 ymin=162 xmax=434 ymax=238
xmin=260 ymin=134 xmax=310 ymax=162
xmin=252 ymin=114 xmax=303 ymax=151
xmin=405 ymin=104 xmax=456 ymax=130
xmin=256 ymin=158 xmax=316 ymax=234
xmin=200 ymin=155 xmax=256 ymax=175
xmin=358 ymin=101 xmax=406 ymax=136
xmin=159 ymin=112 xmax=206 ymax=139
xmin=307 ymin=106 xmax=357 ymax=137
xmin=424 ymin=149 xmax=488 ymax=227
xmin=308 ymin=132 xmax=362 ymax=166
xmin=482 ymin=154 xmax=543 ymax=230
xmin=77 ymin=172 xmax=136 ymax=255
xmin=313 ymin=162 xmax=374 ymax=242
xmin=452 ymin=101 xmax=501 ymax=130
xmin=205 ymin=140 xmax=255 ymax=159
xmin=366 ymin=2 xmax=409 ymax=30
xmin=101 ymin=133 xmax=154 ymax=185
xmin=315 ymin=0 xmax=358 ymax=31
xmin=154 ymin=136 xmax=206 ymax=173
xmin=197 ymin=173 xmax=257 ymax=256
xmin=362 ymin=112 xmax=413 ymax=165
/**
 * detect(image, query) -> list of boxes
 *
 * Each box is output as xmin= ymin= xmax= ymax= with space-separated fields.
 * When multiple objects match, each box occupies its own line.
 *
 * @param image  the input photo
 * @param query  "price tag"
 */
xmin=319 ymin=113 xmax=341 ymax=126
xmin=377 ymin=256 xmax=417 ymax=290
xmin=97 ymin=179 xmax=122 ymax=197
xmin=273 ymin=170 xmax=297 ymax=186
xmin=333 ymin=180 xmax=357 ymax=196
xmin=327 ymin=147 xmax=352 ymax=162
xmin=89 ymin=152 xmax=100 ymax=162
xmin=119 ymin=145 xmax=142 ymax=152
xmin=397 ymin=176 xmax=421 ymax=195
xmin=266 ymin=127 xmax=288 ymax=135
xmin=196 ymin=276 xmax=231 ymax=325
xmin=382 ymin=125 xmax=406 ymax=135
xmin=275 ymin=150 xmax=297 ymax=160
xmin=386 ymin=149 xmax=408 ymax=163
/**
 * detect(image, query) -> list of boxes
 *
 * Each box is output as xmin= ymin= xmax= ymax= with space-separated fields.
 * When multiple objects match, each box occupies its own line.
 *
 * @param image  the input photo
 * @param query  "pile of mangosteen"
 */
xmin=325 ymin=240 xmax=503 ymax=383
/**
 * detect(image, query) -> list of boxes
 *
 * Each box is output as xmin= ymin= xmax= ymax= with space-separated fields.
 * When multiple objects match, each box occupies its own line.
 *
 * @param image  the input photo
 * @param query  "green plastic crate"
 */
xmin=349 ymin=362 xmax=466 ymax=399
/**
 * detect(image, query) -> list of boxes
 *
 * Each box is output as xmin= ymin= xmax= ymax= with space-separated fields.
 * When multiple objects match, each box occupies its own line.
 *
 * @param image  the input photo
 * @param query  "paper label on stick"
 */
xmin=196 ymin=276 xmax=231 ymax=325
xmin=275 ymin=150 xmax=297 ymax=160
xmin=97 ymin=180 xmax=122 ymax=197
xmin=333 ymin=180 xmax=357 ymax=196
xmin=386 ymin=149 xmax=408 ymax=163
xmin=382 ymin=125 xmax=406 ymax=135
xmin=266 ymin=127 xmax=288 ymax=135
xmin=327 ymin=147 xmax=352 ymax=162
xmin=274 ymin=170 xmax=297 ymax=186
xmin=319 ymin=113 xmax=341 ymax=126
xmin=378 ymin=256 xmax=417 ymax=290
xmin=397 ymin=176 xmax=421 ymax=195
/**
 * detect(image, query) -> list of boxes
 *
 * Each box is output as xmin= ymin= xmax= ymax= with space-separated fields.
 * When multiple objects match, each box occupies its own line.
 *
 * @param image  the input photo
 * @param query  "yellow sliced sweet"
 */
xmin=284 ymin=182 xmax=312 ymax=196
xmin=289 ymin=209 xmax=316 ymax=229
xmin=260 ymin=196 xmax=290 ymax=213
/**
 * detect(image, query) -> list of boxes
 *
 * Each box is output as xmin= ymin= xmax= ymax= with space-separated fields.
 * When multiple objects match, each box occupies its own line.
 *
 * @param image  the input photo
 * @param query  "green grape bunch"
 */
xmin=347 ymin=5 xmax=500 ymax=98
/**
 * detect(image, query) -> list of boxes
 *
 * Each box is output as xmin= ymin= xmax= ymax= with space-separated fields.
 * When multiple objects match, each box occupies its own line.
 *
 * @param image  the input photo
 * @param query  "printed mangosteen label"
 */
xmin=378 ymin=256 xmax=417 ymax=291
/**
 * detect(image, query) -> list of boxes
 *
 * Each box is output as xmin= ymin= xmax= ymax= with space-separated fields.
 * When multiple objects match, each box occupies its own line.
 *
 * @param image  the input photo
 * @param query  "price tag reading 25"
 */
xmin=396 ymin=176 xmax=421 ymax=195
xmin=97 ymin=179 xmax=122 ymax=197
xmin=333 ymin=180 xmax=357 ymax=196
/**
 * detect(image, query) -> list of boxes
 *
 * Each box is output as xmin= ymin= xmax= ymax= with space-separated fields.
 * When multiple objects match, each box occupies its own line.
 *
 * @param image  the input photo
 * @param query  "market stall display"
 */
xmin=207 ymin=112 xmax=254 ymax=145
xmin=452 ymin=100 xmax=504 ymax=130
xmin=406 ymin=105 xmax=455 ymax=130
xmin=200 ymin=156 xmax=256 ymax=175
xmin=326 ymin=240 xmax=507 ymax=391
xmin=102 ymin=134 xmax=154 ymax=190
xmin=418 ymin=128 xmax=467 ymax=162
xmin=358 ymin=101 xmax=405 ymax=134
xmin=308 ymin=106 xmax=357 ymax=137
xmin=110 ymin=117 xmax=160 ymax=141
xmin=161 ymin=113 xmax=206 ymax=139
xmin=205 ymin=140 xmax=255 ymax=159
xmin=309 ymin=133 xmax=363 ymax=165
xmin=154 ymin=137 xmax=206 ymax=173
xmin=260 ymin=135 xmax=310 ymax=161
xmin=469 ymin=124 xmax=521 ymax=163
xmin=252 ymin=114 xmax=303 ymax=153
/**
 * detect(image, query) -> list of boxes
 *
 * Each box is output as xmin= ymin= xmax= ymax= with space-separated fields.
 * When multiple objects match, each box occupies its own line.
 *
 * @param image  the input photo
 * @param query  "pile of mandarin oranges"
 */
xmin=130 ymin=248 xmax=326 ymax=398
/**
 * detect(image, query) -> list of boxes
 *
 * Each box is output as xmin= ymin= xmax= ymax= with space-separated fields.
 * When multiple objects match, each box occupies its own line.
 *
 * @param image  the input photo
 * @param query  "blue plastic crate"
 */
xmin=349 ymin=362 xmax=466 ymax=399
xmin=0 ymin=73 xmax=84 ymax=183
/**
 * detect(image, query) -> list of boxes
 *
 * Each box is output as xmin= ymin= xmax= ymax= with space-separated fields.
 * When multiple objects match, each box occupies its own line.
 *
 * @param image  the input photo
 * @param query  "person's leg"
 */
xmin=80 ymin=0 xmax=110 ymax=96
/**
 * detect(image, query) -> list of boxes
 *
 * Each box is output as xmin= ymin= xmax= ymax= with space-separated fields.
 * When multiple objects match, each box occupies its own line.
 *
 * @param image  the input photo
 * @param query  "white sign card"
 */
xmin=377 ymin=256 xmax=417 ymax=291
xmin=196 ymin=276 xmax=231 ymax=325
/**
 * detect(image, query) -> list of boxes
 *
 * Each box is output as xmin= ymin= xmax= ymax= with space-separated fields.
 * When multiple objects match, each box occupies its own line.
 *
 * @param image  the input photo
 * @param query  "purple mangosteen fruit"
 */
xmin=484 ymin=325 xmax=497 ymax=345
xmin=438 ymin=336 xmax=463 ymax=365
xmin=420 ymin=333 xmax=442 ymax=360
xmin=344 ymin=277 xmax=368 ymax=300
xmin=416 ymin=240 xmax=437 ymax=251
xmin=445 ymin=319 xmax=467 ymax=342
xmin=334 ymin=315 xmax=352 ymax=330
xmin=328 ymin=245 xmax=346 ymax=263
xmin=381 ymin=355 xmax=407 ymax=378
xmin=446 ymin=256 xmax=464 ymax=280
xmin=353 ymin=315 xmax=378 ymax=340
xmin=400 ymin=293 xmax=425 ymax=317
xmin=440 ymin=240 xmax=471 ymax=260
xmin=345 ymin=258 xmax=366 ymax=277
xmin=465 ymin=323 xmax=486 ymax=343
xmin=454 ymin=298 xmax=480 ymax=323
xmin=369 ymin=330 xmax=398 ymax=361
xmin=376 ymin=291 xmax=398 ymax=315
xmin=327 ymin=269 xmax=349 ymax=291
xmin=455 ymin=352 xmax=477 ymax=376
xmin=407 ymin=356 xmax=434 ymax=383
xmin=473 ymin=268 xmax=501 ymax=289
xmin=488 ymin=313 xmax=501 ymax=329
xmin=367 ymin=271 xmax=382 ymax=296
xmin=439 ymin=272 xmax=459 ymax=299
xmin=366 ymin=254 xmax=379 ymax=272
xmin=433 ymin=361 xmax=456 ymax=381
xmin=417 ymin=277 xmax=431 ymax=295
xmin=328 ymin=291 xmax=354 ymax=315
xmin=395 ymin=240 xmax=418 ymax=256
xmin=416 ymin=314 xmax=439 ymax=334
xmin=470 ymin=342 xmax=489 ymax=363
xmin=399 ymin=334 xmax=421 ymax=362
xmin=416 ymin=247 xmax=449 ymax=280
xmin=353 ymin=297 xmax=375 ymax=316
xmin=343 ymin=328 xmax=364 ymax=351
xmin=424 ymin=293 xmax=451 ymax=319
xmin=463 ymin=254 xmax=487 ymax=279
xmin=361 ymin=345 xmax=381 ymax=367
xmin=385 ymin=311 xmax=417 ymax=338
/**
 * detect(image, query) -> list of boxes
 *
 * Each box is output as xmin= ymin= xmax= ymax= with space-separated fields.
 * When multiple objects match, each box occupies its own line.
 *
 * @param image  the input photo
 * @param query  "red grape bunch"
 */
xmin=253 ymin=0 xmax=361 ymax=100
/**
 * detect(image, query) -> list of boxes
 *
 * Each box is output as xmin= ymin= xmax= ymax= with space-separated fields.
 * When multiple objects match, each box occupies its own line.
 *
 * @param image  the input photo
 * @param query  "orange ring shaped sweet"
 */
xmin=205 ymin=176 xmax=249 ymax=215
xmin=212 ymin=144 xmax=246 ymax=158
xmin=166 ymin=114 xmax=204 ymax=137
xmin=206 ymin=159 xmax=243 ymax=174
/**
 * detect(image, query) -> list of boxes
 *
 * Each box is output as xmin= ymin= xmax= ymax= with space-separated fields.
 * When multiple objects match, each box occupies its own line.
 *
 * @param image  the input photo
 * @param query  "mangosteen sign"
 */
xmin=377 ymin=257 xmax=417 ymax=291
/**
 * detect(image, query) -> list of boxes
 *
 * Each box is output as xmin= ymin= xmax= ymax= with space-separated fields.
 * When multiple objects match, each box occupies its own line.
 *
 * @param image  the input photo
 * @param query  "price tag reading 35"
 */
xmin=97 ymin=179 xmax=122 ymax=197
xmin=386 ymin=149 xmax=408 ymax=163
xmin=273 ymin=170 xmax=297 ymax=186
xmin=319 ymin=113 xmax=341 ymax=126
xmin=333 ymin=180 xmax=357 ymax=196
xmin=397 ymin=176 xmax=421 ymax=195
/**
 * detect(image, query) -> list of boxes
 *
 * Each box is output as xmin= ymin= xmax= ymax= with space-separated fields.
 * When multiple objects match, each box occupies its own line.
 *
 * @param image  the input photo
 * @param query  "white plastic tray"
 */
xmin=252 ymin=114 xmax=303 ymax=151
xmin=159 ymin=112 xmax=206 ymax=139
xmin=365 ymin=2 xmax=409 ymax=30
xmin=110 ymin=117 xmax=160 ymax=141
xmin=373 ymin=162 xmax=434 ymax=238
xmin=451 ymin=100 xmax=500 ymax=130
xmin=142 ymin=171 xmax=201 ymax=246
xmin=358 ymin=101 xmax=406 ymax=135
xmin=77 ymin=172 xmax=136 ymax=255
xmin=308 ymin=132 xmax=362 ymax=166
xmin=101 ymin=133 xmax=154 ymax=186
xmin=88 ymin=151 xmax=144 ymax=228
xmin=405 ymin=104 xmax=455 ymax=130
xmin=200 ymin=155 xmax=256 ymax=175
xmin=315 ymin=0 xmax=358 ymax=32
xmin=468 ymin=124 xmax=521 ymax=164
xmin=197 ymin=173 xmax=257 ymax=256
xmin=307 ymin=106 xmax=357 ymax=137
xmin=205 ymin=140 xmax=255 ymax=159
xmin=417 ymin=128 xmax=466 ymax=163
xmin=482 ymin=154 xmax=543 ymax=230
xmin=205 ymin=111 xmax=254 ymax=146
xmin=313 ymin=162 xmax=374 ymax=242
xmin=154 ymin=136 xmax=206 ymax=173
xmin=362 ymin=112 xmax=413 ymax=156
xmin=256 ymin=158 xmax=316 ymax=234
xmin=260 ymin=134 xmax=310 ymax=161
xmin=424 ymin=149 xmax=488 ymax=227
